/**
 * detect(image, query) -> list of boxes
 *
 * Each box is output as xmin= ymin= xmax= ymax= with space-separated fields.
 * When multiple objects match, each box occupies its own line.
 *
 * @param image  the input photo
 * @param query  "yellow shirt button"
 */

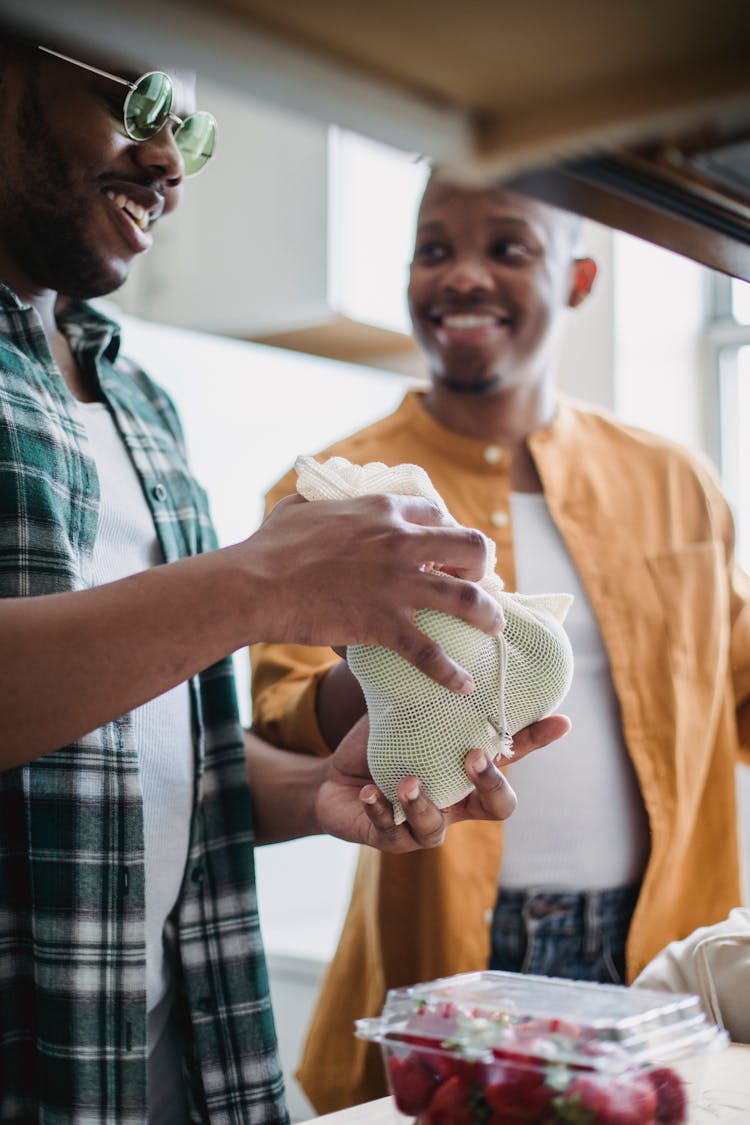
xmin=490 ymin=510 xmax=509 ymax=528
xmin=483 ymin=445 xmax=504 ymax=464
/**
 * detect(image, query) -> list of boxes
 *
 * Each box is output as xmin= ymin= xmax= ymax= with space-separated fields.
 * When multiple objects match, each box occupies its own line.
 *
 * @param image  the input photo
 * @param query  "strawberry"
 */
xmin=431 ymin=1053 xmax=483 ymax=1085
xmin=622 ymin=1072 xmax=659 ymax=1122
xmin=392 ymin=1000 xmax=485 ymax=1091
xmin=553 ymin=1072 xmax=657 ymax=1125
xmin=387 ymin=1052 xmax=440 ymax=1115
xmin=487 ymin=1116 xmax=541 ymax=1125
xmin=420 ymin=1074 xmax=476 ymax=1125
xmin=645 ymin=1067 xmax=687 ymax=1124
xmin=485 ymin=1056 xmax=554 ymax=1120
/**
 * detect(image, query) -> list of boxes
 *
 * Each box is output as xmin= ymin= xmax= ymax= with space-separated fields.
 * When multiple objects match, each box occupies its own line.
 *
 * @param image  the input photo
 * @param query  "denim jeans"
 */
xmin=488 ymin=884 xmax=640 ymax=984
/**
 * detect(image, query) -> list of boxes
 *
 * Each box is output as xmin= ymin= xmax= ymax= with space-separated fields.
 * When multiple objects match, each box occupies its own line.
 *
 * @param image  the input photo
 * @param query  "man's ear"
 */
xmin=567 ymin=257 xmax=597 ymax=308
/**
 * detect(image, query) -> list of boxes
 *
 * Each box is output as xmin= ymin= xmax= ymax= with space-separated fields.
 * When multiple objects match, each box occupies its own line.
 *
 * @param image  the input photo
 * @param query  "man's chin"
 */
xmin=61 ymin=262 xmax=132 ymax=301
xmin=439 ymin=372 xmax=504 ymax=396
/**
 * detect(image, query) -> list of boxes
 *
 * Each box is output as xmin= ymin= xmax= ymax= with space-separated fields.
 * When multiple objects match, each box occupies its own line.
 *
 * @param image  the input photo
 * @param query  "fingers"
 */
xmin=356 ymin=723 xmax=571 ymax=850
xmin=463 ymin=749 xmax=518 ymax=819
xmin=389 ymin=495 xmax=493 ymax=584
xmin=359 ymin=778 xmax=447 ymax=852
xmin=404 ymin=522 xmax=493 ymax=584
xmin=358 ymin=755 xmax=520 ymax=849
xmin=396 ymin=494 xmax=457 ymax=530
xmin=419 ymin=568 xmax=505 ymax=636
xmin=388 ymin=622 xmax=475 ymax=693
xmin=509 ymin=715 xmax=571 ymax=763
xmin=396 ymin=778 xmax=447 ymax=847
xmin=254 ymin=493 xmax=504 ymax=673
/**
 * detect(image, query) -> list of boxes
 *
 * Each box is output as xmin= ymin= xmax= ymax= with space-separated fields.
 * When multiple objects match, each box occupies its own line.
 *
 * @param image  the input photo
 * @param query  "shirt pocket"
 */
xmin=646 ymin=541 xmax=729 ymax=681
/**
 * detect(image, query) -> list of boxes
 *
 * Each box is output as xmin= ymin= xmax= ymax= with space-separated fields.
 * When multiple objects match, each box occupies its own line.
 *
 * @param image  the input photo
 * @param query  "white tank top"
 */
xmin=76 ymin=401 xmax=192 ymax=1118
xmin=499 ymin=491 xmax=649 ymax=890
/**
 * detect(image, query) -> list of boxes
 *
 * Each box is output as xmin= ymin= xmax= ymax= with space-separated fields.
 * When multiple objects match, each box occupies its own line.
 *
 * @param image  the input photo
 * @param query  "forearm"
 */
xmin=0 ymin=545 xmax=251 ymax=770
xmin=4 ymin=488 xmax=504 ymax=771
xmin=316 ymin=658 xmax=367 ymax=750
xmin=244 ymin=729 xmax=327 ymax=845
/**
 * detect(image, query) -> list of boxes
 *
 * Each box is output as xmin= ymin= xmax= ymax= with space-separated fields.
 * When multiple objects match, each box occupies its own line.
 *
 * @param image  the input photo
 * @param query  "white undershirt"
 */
xmin=76 ymin=401 xmax=193 ymax=1118
xmin=499 ymin=491 xmax=650 ymax=890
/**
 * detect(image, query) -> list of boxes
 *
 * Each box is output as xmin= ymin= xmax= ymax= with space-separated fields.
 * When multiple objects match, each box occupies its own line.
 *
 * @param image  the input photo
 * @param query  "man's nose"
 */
xmin=132 ymin=123 xmax=185 ymax=185
xmin=442 ymin=254 xmax=494 ymax=293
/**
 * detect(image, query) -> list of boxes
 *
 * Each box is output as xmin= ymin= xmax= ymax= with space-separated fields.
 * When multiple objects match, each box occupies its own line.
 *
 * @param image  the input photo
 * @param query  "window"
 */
xmin=708 ymin=276 xmax=750 ymax=571
xmin=327 ymin=126 xmax=428 ymax=334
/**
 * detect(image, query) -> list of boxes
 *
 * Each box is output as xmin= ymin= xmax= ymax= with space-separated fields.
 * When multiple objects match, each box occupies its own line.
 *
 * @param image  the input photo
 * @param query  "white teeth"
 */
xmin=442 ymin=314 xmax=499 ymax=329
xmin=105 ymin=189 xmax=149 ymax=232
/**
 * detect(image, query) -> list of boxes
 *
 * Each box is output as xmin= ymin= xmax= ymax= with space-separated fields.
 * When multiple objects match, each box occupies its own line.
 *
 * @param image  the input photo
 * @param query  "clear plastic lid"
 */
xmin=356 ymin=970 xmax=728 ymax=1072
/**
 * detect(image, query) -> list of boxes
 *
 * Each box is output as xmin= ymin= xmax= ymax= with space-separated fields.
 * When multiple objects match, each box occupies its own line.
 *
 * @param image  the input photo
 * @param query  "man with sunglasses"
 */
xmin=0 ymin=33 xmax=569 ymax=1124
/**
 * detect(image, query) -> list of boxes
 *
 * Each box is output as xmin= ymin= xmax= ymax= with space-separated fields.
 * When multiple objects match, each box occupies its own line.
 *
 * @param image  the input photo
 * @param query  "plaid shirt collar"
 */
xmin=0 ymin=281 xmax=121 ymax=362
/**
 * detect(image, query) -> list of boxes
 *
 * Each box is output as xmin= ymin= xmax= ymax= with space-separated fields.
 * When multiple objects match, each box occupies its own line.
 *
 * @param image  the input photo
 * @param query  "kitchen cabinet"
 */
xmin=5 ymin=0 xmax=750 ymax=276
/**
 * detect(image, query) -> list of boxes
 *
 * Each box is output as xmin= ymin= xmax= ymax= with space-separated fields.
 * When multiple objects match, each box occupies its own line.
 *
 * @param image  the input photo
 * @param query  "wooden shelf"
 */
xmin=248 ymin=315 xmax=427 ymax=377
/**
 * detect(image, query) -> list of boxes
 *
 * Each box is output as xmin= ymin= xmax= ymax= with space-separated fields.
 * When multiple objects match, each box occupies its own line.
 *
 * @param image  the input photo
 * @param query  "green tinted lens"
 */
xmin=124 ymin=72 xmax=173 ymax=141
xmin=174 ymin=112 xmax=217 ymax=176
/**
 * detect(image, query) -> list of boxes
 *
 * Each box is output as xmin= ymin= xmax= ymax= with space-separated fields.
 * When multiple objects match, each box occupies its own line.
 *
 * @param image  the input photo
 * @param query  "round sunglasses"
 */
xmin=38 ymin=46 xmax=216 ymax=177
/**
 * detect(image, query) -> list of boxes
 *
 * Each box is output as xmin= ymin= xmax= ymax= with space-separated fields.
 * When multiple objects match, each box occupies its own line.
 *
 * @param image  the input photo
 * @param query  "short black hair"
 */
xmin=420 ymin=163 xmax=585 ymax=252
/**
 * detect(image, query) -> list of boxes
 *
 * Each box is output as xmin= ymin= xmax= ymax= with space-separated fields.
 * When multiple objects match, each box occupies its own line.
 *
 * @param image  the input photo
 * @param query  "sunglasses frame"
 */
xmin=37 ymin=45 xmax=216 ymax=176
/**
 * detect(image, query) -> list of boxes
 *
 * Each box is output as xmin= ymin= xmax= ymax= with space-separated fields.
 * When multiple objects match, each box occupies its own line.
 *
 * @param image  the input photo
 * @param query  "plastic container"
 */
xmin=356 ymin=970 xmax=729 ymax=1124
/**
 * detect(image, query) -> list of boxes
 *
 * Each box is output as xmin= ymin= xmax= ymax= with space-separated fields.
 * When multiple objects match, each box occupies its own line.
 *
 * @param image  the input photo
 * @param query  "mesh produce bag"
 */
xmin=295 ymin=455 xmax=573 ymax=823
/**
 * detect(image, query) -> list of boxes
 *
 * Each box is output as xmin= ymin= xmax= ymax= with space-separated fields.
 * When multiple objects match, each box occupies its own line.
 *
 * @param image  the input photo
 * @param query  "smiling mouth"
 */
xmin=104 ymin=190 xmax=152 ymax=233
xmin=432 ymin=312 xmax=511 ymax=329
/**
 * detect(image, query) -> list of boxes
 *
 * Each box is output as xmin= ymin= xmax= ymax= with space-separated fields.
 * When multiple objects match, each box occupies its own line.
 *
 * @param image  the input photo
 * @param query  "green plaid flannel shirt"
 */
xmin=0 ymin=284 xmax=287 ymax=1124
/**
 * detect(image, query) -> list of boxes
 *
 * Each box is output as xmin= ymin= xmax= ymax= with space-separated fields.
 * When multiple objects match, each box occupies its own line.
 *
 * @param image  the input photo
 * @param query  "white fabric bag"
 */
xmin=634 ymin=907 xmax=750 ymax=1043
xmin=295 ymin=455 xmax=574 ymax=822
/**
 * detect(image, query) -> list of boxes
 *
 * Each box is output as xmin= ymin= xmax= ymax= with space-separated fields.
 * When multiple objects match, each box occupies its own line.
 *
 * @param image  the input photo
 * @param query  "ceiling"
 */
xmin=213 ymin=0 xmax=750 ymax=170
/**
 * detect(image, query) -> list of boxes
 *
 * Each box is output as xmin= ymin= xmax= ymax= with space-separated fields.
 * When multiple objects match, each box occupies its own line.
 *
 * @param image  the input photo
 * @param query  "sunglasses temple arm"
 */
xmin=37 ymin=46 xmax=132 ymax=90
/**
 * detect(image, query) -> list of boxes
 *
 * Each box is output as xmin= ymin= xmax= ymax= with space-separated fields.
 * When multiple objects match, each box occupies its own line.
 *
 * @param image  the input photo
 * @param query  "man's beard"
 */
xmin=440 ymin=372 xmax=504 ymax=395
xmin=2 ymin=83 xmax=126 ymax=299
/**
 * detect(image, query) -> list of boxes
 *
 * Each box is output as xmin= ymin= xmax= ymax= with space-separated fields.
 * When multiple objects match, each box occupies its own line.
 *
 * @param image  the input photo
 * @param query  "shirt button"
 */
xmin=490 ymin=510 xmax=509 ymax=528
xmin=483 ymin=908 xmax=493 ymax=925
xmin=151 ymin=483 xmax=167 ymax=502
xmin=483 ymin=445 xmax=504 ymax=465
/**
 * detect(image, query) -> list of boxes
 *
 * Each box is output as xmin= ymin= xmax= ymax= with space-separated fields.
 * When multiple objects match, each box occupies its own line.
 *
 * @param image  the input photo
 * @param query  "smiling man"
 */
xmin=0 ymin=39 xmax=569 ymax=1123
xmin=251 ymin=172 xmax=750 ymax=1113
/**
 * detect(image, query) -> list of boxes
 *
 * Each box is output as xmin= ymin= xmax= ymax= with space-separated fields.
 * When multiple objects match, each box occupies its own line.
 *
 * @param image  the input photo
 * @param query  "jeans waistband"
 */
xmin=495 ymin=883 xmax=640 ymax=929
xmin=490 ymin=883 xmax=639 ymax=980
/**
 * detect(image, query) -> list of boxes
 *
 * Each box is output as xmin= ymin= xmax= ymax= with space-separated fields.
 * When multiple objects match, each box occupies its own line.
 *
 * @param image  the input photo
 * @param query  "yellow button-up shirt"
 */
xmin=251 ymin=391 xmax=750 ymax=1114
